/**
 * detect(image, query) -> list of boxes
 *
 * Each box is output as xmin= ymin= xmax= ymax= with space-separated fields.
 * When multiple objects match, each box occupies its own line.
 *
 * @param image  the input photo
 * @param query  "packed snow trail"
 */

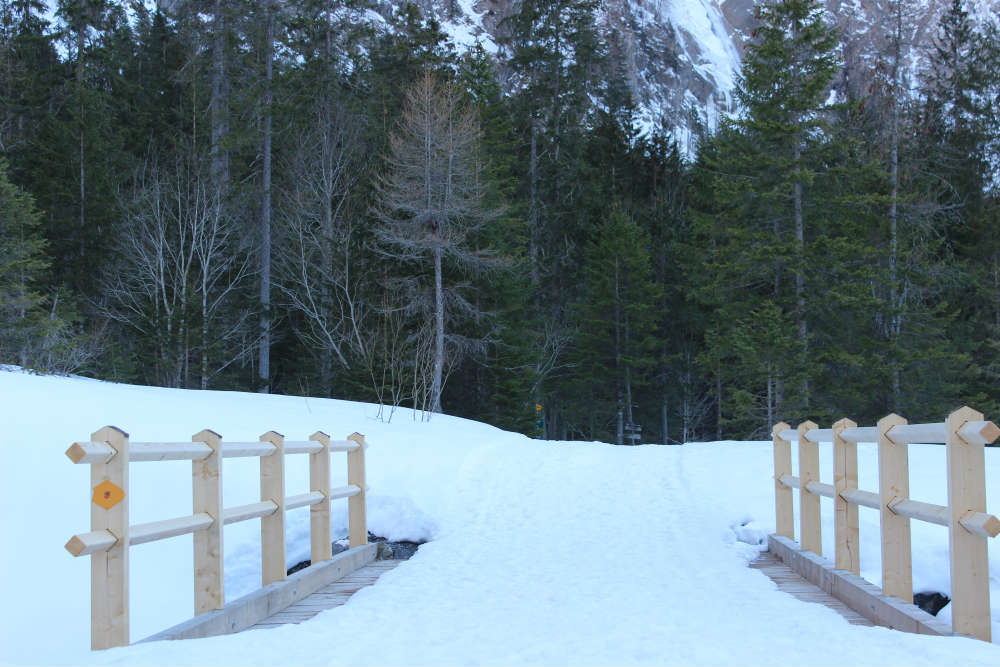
xmin=1 ymin=369 xmax=999 ymax=665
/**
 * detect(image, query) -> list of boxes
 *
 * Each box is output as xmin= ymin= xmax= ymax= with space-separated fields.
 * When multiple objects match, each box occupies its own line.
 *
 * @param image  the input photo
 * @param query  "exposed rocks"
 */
xmin=914 ymin=591 xmax=951 ymax=616
xmin=285 ymin=532 xmax=424 ymax=575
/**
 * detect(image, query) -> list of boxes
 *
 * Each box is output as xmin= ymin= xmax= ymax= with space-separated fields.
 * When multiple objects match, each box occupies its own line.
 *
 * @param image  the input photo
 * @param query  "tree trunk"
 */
xmin=76 ymin=4 xmax=85 ymax=258
xmin=258 ymin=5 xmax=273 ymax=393
xmin=529 ymin=118 xmax=540 ymax=287
xmin=715 ymin=368 xmax=723 ymax=440
xmin=888 ymin=1 xmax=902 ymax=412
xmin=201 ymin=282 xmax=209 ymax=390
xmin=210 ymin=0 xmax=229 ymax=190
xmin=794 ymin=140 xmax=808 ymax=408
xmin=661 ymin=400 xmax=668 ymax=445
xmin=431 ymin=246 xmax=444 ymax=413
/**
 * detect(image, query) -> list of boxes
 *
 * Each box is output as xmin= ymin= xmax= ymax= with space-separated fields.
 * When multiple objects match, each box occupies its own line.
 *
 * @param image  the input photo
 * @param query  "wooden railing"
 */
xmin=772 ymin=407 xmax=999 ymax=641
xmin=65 ymin=425 xmax=368 ymax=650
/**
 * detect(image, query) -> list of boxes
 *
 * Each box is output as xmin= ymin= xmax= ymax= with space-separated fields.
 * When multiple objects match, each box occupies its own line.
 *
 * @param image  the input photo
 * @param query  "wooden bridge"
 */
xmin=64 ymin=425 xmax=393 ymax=649
xmin=65 ymin=408 xmax=1000 ymax=651
xmin=767 ymin=406 xmax=1000 ymax=642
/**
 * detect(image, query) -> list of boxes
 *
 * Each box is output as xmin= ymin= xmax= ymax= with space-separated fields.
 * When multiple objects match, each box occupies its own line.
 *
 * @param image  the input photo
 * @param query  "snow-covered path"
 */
xmin=2 ymin=369 xmax=1000 ymax=665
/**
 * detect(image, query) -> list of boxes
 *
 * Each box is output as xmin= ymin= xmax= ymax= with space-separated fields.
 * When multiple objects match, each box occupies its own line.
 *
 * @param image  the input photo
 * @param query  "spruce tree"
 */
xmin=568 ymin=206 xmax=661 ymax=442
xmin=688 ymin=0 xmax=840 ymax=436
xmin=498 ymin=0 xmax=605 ymax=437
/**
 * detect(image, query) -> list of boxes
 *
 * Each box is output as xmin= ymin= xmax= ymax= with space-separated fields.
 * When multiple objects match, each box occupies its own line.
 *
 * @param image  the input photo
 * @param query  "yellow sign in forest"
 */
xmin=92 ymin=480 xmax=125 ymax=510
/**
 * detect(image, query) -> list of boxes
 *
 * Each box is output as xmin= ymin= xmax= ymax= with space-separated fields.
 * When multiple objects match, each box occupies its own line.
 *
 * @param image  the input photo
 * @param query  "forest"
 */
xmin=1 ymin=0 xmax=999 ymax=442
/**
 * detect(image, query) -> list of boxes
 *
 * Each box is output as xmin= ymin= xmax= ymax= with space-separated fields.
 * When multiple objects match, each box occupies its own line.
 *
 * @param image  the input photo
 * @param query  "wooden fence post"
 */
xmin=347 ymin=432 xmax=368 ymax=548
xmin=260 ymin=431 xmax=286 ymax=585
xmin=947 ymin=406 xmax=991 ymax=641
xmin=798 ymin=421 xmax=821 ymax=555
xmin=192 ymin=429 xmax=223 ymax=615
xmin=833 ymin=418 xmax=860 ymax=574
xmin=772 ymin=422 xmax=793 ymax=539
xmin=90 ymin=426 xmax=130 ymax=650
xmin=309 ymin=431 xmax=332 ymax=563
xmin=877 ymin=413 xmax=912 ymax=603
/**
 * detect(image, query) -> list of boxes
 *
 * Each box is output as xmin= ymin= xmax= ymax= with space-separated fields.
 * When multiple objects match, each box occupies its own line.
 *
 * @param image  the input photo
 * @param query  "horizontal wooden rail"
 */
xmin=132 ymin=513 xmax=214 ymax=546
xmin=65 ymin=530 xmax=118 ymax=557
xmin=781 ymin=474 xmax=889 ymax=510
xmin=283 ymin=441 xmax=323 ymax=455
xmin=960 ymin=511 xmax=1000 ymax=538
xmin=839 ymin=487 xmax=881 ymax=510
xmin=285 ymin=491 xmax=325 ymax=511
xmin=224 ymin=501 xmax=278 ymax=525
xmin=888 ymin=498 xmax=949 ymax=527
xmin=65 ymin=426 xmax=369 ymax=650
xmin=774 ymin=407 xmax=998 ymax=642
xmin=65 ymin=439 xmax=363 ymax=463
xmin=221 ymin=441 xmax=276 ymax=458
xmin=330 ymin=484 xmax=362 ymax=500
xmin=778 ymin=420 xmax=1000 ymax=447
xmin=806 ymin=481 xmax=835 ymax=499
xmin=67 ymin=488 xmax=368 ymax=549
xmin=779 ymin=474 xmax=799 ymax=489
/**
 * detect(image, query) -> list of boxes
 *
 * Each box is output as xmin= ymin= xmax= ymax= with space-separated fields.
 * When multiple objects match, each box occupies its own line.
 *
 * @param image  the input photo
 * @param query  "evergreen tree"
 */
xmin=689 ymin=0 xmax=839 ymax=436
xmin=567 ymin=206 xmax=661 ymax=442
xmin=498 ymin=0 xmax=605 ymax=437
xmin=920 ymin=1 xmax=1000 ymax=416
xmin=0 ymin=159 xmax=79 ymax=370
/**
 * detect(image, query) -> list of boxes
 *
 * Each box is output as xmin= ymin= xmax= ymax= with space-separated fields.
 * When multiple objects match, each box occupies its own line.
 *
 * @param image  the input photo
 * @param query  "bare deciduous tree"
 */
xmin=103 ymin=148 xmax=252 ymax=388
xmin=276 ymin=101 xmax=369 ymax=394
xmin=374 ymin=70 xmax=503 ymax=416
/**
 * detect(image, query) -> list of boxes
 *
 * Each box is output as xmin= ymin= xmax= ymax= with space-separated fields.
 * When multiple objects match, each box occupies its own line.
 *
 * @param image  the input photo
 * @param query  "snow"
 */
xmin=432 ymin=0 xmax=498 ymax=56
xmin=657 ymin=0 xmax=740 ymax=104
xmin=2 ymin=368 xmax=1000 ymax=665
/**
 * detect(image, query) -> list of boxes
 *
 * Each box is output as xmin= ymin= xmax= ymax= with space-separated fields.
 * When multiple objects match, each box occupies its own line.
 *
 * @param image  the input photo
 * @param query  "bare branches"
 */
xmin=275 ymin=100 xmax=368 ymax=380
xmin=102 ymin=146 xmax=252 ymax=388
xmin=373 ymin=69 xmax=507 ymax=415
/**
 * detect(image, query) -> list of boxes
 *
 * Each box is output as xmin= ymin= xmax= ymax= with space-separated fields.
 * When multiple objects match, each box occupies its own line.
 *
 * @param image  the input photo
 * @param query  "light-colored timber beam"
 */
xmin=839 ymin=487 xmax=881 ymax=510
xmin=223 ymin=501 xmax=278 ymax=525
xmin=888 ymin=498 xmax=949 ymax=527
xmin=805 ymin=481 xmax=835 ymax=499
xmin=960 ymin=511 xmax=1000 ymax=538
xmin=130 ymin=514 xmax=214 ymax=545
xmin=329 ymin=484 xmax=362 ymax=500
xmin=65 ymin=530 xmax=118 ymax=556
xmin=329 ymin=440 xmax=361 ymax=452
xmin=222 ymin=442 xmax=277 ymax=458
xmin=779 ymin=474 xmax=800 ymax=489
xmin=283 ymin=441 xmax=323 ymax=455
xmin=778 ymin=420 xmax=999 ymax=446
xmin=285 ymin=492 xmax=324 ymax=511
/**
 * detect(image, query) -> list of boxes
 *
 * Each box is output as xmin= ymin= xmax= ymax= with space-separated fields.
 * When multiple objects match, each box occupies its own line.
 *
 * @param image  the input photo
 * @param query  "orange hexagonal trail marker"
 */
xmin=93 ymin=480 xmax=125 ymax=510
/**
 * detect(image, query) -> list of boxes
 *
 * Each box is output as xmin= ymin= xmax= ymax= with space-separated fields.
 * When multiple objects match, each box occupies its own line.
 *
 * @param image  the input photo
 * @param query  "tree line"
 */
xmin=2 ymin=0 xmax=998 ymax=442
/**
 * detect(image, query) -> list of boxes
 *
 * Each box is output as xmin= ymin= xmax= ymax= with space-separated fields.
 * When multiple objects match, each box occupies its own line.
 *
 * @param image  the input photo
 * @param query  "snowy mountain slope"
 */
xmin=2 ymin=368 xmax=1000 ymax=665
xmin=378 ymin=0 xmax=1000 ymax=143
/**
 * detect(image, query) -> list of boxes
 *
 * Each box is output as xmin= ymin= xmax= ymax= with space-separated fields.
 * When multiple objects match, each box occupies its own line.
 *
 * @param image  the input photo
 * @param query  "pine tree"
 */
xmin=921 ymin=2 xmax=1000 ymax=417
xmin=0 ymin=158 xmax=47 ymax=364
xmin=567 ymin=206 xmax=661 ymax=442
xmin=498 ymin=0 xmax=606 ymax=437
xmin=0 ymin=159 xmax=80 ymax=370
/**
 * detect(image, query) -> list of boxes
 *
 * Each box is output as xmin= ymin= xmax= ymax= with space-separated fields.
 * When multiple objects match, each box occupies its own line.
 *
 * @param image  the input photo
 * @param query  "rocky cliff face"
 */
xmin=374 ymin=0 xmax=999 ymax=144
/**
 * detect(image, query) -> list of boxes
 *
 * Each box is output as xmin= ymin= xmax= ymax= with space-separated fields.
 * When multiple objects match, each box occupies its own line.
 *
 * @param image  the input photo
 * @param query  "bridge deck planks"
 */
xmin=750 ymin=551 xmax=875 ymax=626
xmin=252 ymin=560 xmax=401 ymax=629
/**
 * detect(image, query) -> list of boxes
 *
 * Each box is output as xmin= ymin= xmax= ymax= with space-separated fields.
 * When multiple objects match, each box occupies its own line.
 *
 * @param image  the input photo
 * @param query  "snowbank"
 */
xmin=1 ymin=369 xmax=998 ymax=665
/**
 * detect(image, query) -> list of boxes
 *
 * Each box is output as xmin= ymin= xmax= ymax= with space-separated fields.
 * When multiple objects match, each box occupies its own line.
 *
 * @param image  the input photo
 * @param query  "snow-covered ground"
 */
xmin=2 ymin=368 xmax=999 ymax=665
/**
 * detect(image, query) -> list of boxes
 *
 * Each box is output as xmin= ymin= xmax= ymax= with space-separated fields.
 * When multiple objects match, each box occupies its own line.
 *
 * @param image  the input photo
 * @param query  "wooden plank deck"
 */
xmin=252 ymin=559 xmax=401 ymax=629
xmin=750 ymin=551 xmax=875 ymax=626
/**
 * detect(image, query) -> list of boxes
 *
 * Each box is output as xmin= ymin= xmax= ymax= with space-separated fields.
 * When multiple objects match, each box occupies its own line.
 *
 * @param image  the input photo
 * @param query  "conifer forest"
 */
xmin=2 ymin=0 xmax=999 ymax=442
